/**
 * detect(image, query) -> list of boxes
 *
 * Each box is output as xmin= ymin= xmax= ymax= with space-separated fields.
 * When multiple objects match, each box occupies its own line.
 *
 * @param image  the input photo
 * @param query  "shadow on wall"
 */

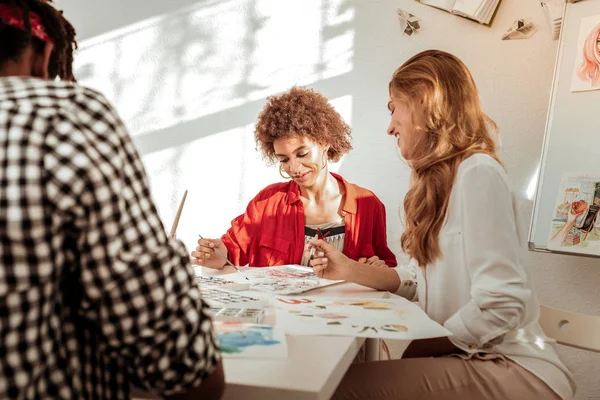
xmin=74 ymin=0 xmax=373 ymax=251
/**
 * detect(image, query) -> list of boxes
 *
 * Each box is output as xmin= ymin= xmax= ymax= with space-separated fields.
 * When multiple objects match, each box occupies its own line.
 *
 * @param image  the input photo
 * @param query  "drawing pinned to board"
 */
xmin=547 ymin=174 xmax=600 ymax=255
xmin=214 ymin=322 xmax=288 ymax=358
xmin=275 ymin=297 xmax=450 ymax=340
xmin=571 ymin=15 xmax=600 ymax=92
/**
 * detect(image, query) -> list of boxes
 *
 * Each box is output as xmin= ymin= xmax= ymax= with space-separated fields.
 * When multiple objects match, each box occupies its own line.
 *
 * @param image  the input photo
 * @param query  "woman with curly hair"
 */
xmin=192 ymin=87 xmax=397 ymax=269
xmin=305 ymin=51 xmax=575 ymax=400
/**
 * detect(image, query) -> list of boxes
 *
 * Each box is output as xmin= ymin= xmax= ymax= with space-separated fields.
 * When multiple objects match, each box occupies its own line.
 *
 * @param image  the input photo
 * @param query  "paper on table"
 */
xmin=275 ymin=296 xmax=451 ymax=340
xmin=214 ymin=322 xmax=288 ymax=358
xmin=223 ymin=265 xmax=343 ymax=295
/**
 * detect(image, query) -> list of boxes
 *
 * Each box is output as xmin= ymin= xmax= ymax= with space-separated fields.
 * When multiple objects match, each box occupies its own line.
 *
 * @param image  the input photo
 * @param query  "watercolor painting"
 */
xmin=571 ymin=15 xmax=600 ymax=92
xmin=222 ymin=265 xmax=342 ymax=295
xmin=275 ymin=296 xmax=450 ymax=340
xmin=547 ymin=174 xmax=600 ymax=256
xmin=214 ymin=322 xmax=288 ymax=358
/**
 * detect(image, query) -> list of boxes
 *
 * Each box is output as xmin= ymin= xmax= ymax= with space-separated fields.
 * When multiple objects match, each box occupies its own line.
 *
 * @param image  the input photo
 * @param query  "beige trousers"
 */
xmin=332 ymin=356 xmax=561 ymax=400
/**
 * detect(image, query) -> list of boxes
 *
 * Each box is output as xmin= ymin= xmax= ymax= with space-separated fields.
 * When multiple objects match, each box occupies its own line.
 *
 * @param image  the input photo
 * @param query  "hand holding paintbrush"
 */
xmin=192 ymin=235 xmax=249 ymax=280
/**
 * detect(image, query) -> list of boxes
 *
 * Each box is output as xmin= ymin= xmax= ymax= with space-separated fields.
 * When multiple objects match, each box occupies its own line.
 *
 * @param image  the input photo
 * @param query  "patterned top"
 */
xmin=300 ymin=218 xmax=346 ymax=266
xmin=0 ymin=77 xmax=220 ymax=399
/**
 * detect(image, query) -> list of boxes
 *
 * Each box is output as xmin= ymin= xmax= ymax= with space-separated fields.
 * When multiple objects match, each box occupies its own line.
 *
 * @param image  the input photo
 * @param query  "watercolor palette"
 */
xmin=195 ymin=275 xmax=250 ymax=291
xmin=208 ymin=307 xmax=265 ymax=323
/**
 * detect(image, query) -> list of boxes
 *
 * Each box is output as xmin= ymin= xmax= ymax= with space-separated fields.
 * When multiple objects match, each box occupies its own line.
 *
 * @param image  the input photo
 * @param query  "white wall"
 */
xmin=57 ymin=0 xmax=600 ymax=398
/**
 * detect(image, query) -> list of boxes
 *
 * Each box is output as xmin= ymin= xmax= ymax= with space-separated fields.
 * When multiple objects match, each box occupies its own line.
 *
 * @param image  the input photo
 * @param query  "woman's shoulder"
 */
xmin=456 ymin=153 xmax=512 ymax=191
xmin=334 ymin=173 xmax=384 ymax=206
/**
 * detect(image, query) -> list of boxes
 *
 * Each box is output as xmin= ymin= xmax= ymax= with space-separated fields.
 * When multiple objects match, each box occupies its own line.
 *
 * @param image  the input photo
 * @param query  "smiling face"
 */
xmin=273 ymin=136 xmax=328 ymax=188
xmin=386 ymin=96 xmax=428 ymax=161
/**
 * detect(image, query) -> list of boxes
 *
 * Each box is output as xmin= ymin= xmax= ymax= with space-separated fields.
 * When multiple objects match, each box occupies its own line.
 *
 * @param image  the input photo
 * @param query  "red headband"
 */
xmin=0 ymin=4 xmax=53 ymax=44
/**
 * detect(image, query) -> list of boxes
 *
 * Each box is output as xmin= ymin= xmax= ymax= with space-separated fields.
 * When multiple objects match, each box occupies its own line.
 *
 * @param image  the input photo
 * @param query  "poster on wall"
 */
xmin=570 ymin=15 xmax=600 ymax=92
xmin=547 ymin=174 xmax=600 ymax=255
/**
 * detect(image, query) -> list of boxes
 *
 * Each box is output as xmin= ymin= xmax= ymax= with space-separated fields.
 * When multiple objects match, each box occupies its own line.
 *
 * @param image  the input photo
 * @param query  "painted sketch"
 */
xmin=275 ymin=296 xmax=450 ymax=340
xmin=547 ymin=174 xmax=600 ymax=255
xmin=571 ymin=15 xmax=600 ymax=92
xmin=223 ymin=265 xmax=342 ymax=295
xmin=214 ymin=322 xmax=288 ymax=358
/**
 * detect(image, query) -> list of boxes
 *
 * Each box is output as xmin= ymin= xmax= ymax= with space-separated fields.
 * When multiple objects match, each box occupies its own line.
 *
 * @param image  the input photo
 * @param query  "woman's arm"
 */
xmin=308 ymin=240 xmax=401 ymax=293
xmin=443 ymin=163 xmax=535 ymax=353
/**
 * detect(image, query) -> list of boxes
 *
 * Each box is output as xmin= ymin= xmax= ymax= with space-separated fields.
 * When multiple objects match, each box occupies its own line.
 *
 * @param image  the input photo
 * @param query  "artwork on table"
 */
xmin=199 ymin=287 xmax=267 ymax=308
xmin=571 ymin=15 xmax=600 ymax=92
xmin=547 ymin=174 xmax=600 ymax=255
xmin=274 ymin=296 xmax=451 ymax=340
xmin=214 ymin=322 xmax=288 ymax=358
xmin=195 ymin=275 xmax=250 ymax=291
xmin=208 ymin=307 xmax=265 ymax=323
xmin=223 ymin=265 xmax=342 ymax=295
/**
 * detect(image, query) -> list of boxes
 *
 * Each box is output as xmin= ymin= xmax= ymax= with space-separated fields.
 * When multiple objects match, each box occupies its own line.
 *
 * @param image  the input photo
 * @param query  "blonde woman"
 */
xmin=307 ymin=50 xmax=576 ymax=400
xmin=577 ymin=23 xmax=600 ymax=88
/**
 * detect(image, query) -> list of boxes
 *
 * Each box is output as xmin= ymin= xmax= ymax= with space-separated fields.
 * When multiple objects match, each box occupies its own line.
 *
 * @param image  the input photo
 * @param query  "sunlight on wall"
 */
xmin=73 ymin=0 xmax=356 ymax=250
xmin=74 ymin=0 xmax=354 ymax=137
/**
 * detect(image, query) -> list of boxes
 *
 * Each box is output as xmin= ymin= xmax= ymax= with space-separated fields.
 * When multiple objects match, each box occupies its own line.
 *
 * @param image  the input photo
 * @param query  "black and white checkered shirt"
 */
xmin=0 ymin=77 xmax=220 ymax=399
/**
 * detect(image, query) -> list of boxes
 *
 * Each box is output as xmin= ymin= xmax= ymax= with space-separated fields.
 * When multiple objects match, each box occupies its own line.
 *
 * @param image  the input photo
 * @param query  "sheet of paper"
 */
xmin=502 ymin=18 xmax=538 ymax=40
xmin=417 ymin=0 xmax=455 ymax=13
xmin=397 ymin=9 xmax=421 ymax=36
xmin=452 ymin=0 xmax=483 ymax=18
xmin=214 ymin=322 xmax=288 ymax=358
xmin=275 ymin=296 xmax=451 ymax=340
xmin=547 ymin=174 xmax=600 ymax=256
xmin=223 ymin=265 xmax=343 ymax=295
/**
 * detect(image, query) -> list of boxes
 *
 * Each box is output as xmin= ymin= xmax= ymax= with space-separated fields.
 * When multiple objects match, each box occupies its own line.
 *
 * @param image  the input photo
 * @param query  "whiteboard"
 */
xmin=528 ymin=0 xmax=600 ymax=256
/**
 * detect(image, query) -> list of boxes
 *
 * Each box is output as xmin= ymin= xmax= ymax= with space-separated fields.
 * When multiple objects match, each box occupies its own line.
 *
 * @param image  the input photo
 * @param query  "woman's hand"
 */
xmin=191 ymin=238 xmax=228 ymax=269
xmin=358 ymin=255 xmax=388 ymax=268
xmin=306 ymin=239 xmax=353 ymax=281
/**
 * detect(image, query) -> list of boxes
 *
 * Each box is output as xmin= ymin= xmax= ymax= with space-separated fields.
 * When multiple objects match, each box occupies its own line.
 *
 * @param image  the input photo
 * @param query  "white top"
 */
xmin=394 ymin=154 xmax=576 ymax=400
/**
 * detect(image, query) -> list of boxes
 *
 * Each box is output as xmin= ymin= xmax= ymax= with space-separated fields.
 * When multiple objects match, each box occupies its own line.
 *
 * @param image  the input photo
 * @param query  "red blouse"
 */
xmin=221 ymin=173 xmax=397 ymax=268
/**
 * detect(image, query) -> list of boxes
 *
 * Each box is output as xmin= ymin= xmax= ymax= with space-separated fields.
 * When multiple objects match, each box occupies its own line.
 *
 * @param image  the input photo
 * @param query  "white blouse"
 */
xmin=394 ymin=154 xmax=576 ymax=400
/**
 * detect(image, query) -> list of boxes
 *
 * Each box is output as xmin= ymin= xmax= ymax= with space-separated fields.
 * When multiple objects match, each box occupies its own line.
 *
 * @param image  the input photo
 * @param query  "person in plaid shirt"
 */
xmin=0 ymin=1 xmax=224 ymax=399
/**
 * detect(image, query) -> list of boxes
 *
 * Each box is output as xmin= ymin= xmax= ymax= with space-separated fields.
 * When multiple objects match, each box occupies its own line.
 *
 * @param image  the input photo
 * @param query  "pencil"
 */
xmin=169 ymin=190 xmax=188 ymax=239
xmin=198 ymin=234 xmax=249 ymax=280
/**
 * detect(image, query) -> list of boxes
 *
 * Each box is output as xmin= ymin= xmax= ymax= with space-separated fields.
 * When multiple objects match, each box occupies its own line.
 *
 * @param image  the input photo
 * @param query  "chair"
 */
xmin=539 ymin=306 xmax=600 ymax=352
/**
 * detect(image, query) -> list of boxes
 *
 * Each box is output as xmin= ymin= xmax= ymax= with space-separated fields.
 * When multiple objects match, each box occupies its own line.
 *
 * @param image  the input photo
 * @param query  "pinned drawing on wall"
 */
xmin=275 ymin=297 xmax=450 ymax=340
xmin=502 ymin=18 xmax=538 ymax=40
xmin=571 ymin=15 xmax=600 ymax=92
xmin=547 ymin=174 xmax=600 ymax=255
xmin=214 ymin=322 xmax=288 ymax=358
xmin=397 ymin=9 xmax=421 ymax=36
xmin=222 ymin=265 xmax=342 ymax=295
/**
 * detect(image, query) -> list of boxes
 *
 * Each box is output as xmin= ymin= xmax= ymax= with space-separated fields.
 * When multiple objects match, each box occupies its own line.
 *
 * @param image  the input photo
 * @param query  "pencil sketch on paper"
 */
xmin=275 ymin=297 xmax=450 ymax=340
xmin=571 ymin=15 xmax=600 ymax=92
xmin=547 ymin=174 xmax=600 ymax=256
xmin=214 ymin=322 xmax=288 ymax=358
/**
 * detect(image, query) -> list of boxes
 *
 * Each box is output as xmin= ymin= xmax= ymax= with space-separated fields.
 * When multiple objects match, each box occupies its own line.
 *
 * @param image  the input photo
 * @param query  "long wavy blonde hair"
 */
xmin=390 ymin=50 xmax=500 ymax=267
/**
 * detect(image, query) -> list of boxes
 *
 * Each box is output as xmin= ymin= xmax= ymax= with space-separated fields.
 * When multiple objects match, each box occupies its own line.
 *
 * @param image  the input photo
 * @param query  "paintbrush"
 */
xmin=168 ymin=190 xmax=188 ymax=239
xmin=198 ymin=234 xmax=249 ymax=280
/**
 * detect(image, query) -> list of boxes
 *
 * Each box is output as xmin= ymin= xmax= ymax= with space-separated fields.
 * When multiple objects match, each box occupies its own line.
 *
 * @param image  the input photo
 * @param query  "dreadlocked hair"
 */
xmin=0 ymin=0 xmax=77 ymax=80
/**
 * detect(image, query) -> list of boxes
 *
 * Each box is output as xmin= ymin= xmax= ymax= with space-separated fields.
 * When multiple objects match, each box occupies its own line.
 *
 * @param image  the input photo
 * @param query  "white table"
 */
xmin=133 ymin=267 xmax=409 ymax=400
xmin=202 ymin=266 xmax=397 ymax=400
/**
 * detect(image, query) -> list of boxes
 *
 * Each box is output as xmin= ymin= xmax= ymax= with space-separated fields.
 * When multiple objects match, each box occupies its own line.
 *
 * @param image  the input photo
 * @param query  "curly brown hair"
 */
xmin=254 ymin=87 xmax=352 ymax=164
